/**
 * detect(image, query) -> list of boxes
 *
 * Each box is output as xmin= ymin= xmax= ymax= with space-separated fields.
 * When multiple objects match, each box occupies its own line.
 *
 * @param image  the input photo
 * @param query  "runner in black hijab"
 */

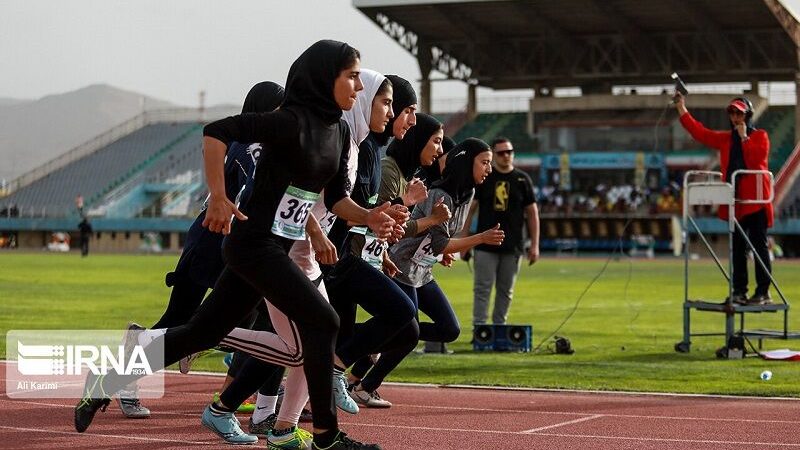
xmin=356 ymin=138 xmax=501 ymax=398
xmin=385 ymin=112 xmax=443 ymax=181
xmin=417 ymin=135 xmax=457 ymax=187
xmin=76 ymin=40 xmax=395 ymax=450
xmin=433 ymin=137 xmax=492 ymax=206
xmin=117 ymin=81 xmax=286 ymax=421
xmin=375 ymin=75 xmax=418 ymax=146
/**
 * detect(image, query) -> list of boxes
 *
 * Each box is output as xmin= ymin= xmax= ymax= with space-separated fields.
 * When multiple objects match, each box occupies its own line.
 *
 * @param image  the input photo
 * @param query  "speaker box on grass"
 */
xmin=472 ymin=324 xmax=532 ymax=352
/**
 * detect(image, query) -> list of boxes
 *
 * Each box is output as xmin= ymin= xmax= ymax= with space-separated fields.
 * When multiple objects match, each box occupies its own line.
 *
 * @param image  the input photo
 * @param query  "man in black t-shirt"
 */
xmin=463 ymin=137 xmax=539 ymax=325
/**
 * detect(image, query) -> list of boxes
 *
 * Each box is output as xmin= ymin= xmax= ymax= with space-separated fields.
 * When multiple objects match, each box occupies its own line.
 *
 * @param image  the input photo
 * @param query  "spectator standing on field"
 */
xmin=463 ymin=137 xmax=539 ymax=325
xmin=78 ymin=217 xmax=93 ymax=257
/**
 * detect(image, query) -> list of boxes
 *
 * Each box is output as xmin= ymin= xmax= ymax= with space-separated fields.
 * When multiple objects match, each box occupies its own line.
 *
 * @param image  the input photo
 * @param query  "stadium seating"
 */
xmin=1 ymin=122 xmax=202 ymax=217
xmin=454 ymin=113 xmax=536 ymax=152
xmin=758 ymin=106 xmax=796 ymax=172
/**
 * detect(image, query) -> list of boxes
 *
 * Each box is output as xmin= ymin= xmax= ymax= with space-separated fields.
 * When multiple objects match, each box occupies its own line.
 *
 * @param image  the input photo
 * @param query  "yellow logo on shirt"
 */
xmin=494 ymin=181 xmax=509 ymax=211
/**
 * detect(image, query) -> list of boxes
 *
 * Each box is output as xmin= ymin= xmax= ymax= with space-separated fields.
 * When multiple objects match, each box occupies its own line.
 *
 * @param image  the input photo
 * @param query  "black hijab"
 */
xmin=375 ymin=75 xmax=418 ymax=145
xmin=385 ymin=112 xmax=442 ymax=180
xmin=283 ymin=39 xmax=358 ymax=124
xmin=417 ymin=135 xmax=456 ymax=186
xmin=433 ymin=137 xmax=491 ymax=206
xmin=242 ymin=81 xmax=285 ymax=114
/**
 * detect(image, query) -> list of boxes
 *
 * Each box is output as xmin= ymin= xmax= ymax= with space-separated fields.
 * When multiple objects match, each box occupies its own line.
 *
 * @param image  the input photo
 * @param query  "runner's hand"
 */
xmin=388 ymin=223 xmax=405 ymax=243
xmin=203 ymin=195 xmax=247 ymax=235
xmin=431 ymin=197 xmax=451 ymax=224
xmin=310 ymin=232 xmax=338 ymax=265
xmin=480 ymin=224 xmax=505 ymax=246
xmin=439 ymin=253 xmax=455 ymax=267
xmin=386 ymin=204 xmax=410 ymax=226
xmin=382 ymin=254 xmax=400 ymax=278
xmin=402 ymin=178 xmax=428 ymax=206
xmin=366 ymin=202 xmax=396 ymax=240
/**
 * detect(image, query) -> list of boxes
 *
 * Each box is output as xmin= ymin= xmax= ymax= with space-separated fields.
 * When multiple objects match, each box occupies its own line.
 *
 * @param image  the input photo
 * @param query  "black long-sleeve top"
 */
xmin=203 ymin=107 xmax=351 ymax=249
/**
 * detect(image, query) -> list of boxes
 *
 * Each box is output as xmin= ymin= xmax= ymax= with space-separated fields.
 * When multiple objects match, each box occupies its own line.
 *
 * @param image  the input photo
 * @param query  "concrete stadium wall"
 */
xmin=12 ymin=230 xmax=182 ymax=253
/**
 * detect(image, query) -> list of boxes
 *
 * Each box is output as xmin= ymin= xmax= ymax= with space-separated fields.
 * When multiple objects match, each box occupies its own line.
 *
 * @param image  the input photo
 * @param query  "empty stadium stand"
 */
xmin=2 ymin=122 xmax=202 ymax=217
xmin=454 ymin=113 xmax=536 ymax=152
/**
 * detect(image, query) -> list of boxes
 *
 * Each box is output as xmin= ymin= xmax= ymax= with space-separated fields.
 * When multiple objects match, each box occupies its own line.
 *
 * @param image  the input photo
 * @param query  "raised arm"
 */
xmin=674 ymin=93 xmax=728 ymax=150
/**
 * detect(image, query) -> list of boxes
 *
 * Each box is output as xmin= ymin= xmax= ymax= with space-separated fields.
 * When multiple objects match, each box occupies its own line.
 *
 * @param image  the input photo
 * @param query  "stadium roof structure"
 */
xmin=354 ymin=0 xmax=800 ymax=90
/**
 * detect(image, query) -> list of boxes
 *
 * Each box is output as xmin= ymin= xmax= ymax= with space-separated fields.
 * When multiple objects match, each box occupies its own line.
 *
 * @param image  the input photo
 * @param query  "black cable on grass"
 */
xmin=534 ymin=100 xmax=670 ymax=353
xmin=742 ymin=335 xmax=765 ymax=358
xmin=623 ymin=249 xmax=644 ymax=336
xmin=533 ymin=218 xmax=633 ymax=353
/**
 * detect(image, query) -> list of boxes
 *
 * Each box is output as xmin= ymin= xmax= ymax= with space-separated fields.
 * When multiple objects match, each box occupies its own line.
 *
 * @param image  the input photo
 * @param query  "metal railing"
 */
xmin=2 ymin=107 xmax=238 ymax=197
xmin=4 ymin=113 xmax=148 ymax=195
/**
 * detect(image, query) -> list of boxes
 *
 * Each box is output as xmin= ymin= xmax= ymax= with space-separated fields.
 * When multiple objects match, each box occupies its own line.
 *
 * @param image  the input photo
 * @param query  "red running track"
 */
xmin=1 ymin=361 xmax=799 ymax=449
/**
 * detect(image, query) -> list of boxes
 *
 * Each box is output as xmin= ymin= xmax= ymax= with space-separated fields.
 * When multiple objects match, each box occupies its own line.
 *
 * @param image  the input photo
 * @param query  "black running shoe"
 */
xmin=313 ymin=431 xmax=382 ymax=450
xmin=74 ymin=373 xmax=111 ymax=432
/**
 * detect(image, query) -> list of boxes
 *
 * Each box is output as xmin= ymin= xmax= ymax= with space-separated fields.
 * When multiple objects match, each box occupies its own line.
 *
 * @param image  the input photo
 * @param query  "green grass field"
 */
xmin=2 ymin=252 xmax=799 ymax=397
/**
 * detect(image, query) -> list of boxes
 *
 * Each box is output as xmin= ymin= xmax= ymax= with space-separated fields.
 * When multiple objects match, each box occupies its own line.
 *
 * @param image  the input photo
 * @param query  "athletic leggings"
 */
xmin=327 ymin=254 xmax=418 ymax=367
xmin=102 ymin=237 xmax=340 ymax=431
xmin=351 ymin=279 xmax=459 ymax=392
xmin=221 ymin=278 xmax=327 ymax=425
xmin=223 ymin=303 xmax=285 ymax=406
xmin=150 ymin=272 xmax=284 ymax=406
xmin=151 ymin=274 xmax=208 ymax=330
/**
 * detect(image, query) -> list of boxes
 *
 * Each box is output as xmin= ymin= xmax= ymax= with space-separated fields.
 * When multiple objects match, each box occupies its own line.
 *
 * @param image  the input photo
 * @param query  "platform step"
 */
xmin=741 ymin=329 xmax=800 ymax=340
xmin=685 ymin=300 xmax=788 ymax=313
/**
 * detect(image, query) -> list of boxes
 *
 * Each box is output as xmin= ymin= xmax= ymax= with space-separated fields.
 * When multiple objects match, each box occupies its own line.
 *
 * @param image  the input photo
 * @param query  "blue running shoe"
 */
xmin=201 ymin=404 xmax=258 ymax=445
xmin=332 ymin=373 xmax=359 ymax=415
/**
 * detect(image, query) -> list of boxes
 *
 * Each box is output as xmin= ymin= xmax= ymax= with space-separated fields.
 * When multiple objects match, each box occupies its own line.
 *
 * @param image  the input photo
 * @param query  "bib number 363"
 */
xmin=272 ymin=186 xmax=320 ymax=240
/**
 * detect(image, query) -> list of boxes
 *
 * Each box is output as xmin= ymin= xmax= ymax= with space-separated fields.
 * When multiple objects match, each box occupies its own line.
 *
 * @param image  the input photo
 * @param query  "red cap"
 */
xmin=727 ymin=99 xmax=748 ymax=113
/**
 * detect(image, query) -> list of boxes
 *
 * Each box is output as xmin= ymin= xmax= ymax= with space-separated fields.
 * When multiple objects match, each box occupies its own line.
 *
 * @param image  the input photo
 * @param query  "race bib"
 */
xmin=411 ymin=235 xmax=443 ymax=267
xmin=318 ymin=209 xmax=338 ymax=236
xmin=349 ymin=194 xmax=378 ymax=236
xmin=271 ymin=186 xmax=320 ymax=240
xmin=349 ymin=225 xmax=367 ymax=235
xmin=361 ymin=231 xmax=386 ymax=270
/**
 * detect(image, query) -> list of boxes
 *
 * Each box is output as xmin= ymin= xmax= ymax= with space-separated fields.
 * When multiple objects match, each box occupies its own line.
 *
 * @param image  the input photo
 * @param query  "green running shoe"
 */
xmin=213 ymin=392 xmax=256 ymax=413
xmin=267 ymin=426 xmax=313 ymax=449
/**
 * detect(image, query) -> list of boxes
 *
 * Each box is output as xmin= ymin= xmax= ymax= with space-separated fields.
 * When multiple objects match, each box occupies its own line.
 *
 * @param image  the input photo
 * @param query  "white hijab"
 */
xmin=342 ymin=68 xmax=386 ymax=146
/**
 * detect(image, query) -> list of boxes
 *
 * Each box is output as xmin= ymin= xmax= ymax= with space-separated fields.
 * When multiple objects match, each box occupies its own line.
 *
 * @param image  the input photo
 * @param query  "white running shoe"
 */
xmin=348 ymin=385 xmax=392 ymax=408
xmin=332 ymin=373 xmax=359 ymax=414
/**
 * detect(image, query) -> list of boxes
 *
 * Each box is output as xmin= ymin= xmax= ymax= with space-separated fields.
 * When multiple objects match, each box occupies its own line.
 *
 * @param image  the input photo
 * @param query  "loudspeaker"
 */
xmin=472 ymin=325 xmax=495 ymax=351
xmin=472 ymin=324 xmax=532 ymax=352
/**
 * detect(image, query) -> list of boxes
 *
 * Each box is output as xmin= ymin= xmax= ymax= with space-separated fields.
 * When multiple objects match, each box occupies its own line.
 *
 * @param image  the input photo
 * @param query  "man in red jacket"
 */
xmin=675 ymin=93 xmax=773 ymax=305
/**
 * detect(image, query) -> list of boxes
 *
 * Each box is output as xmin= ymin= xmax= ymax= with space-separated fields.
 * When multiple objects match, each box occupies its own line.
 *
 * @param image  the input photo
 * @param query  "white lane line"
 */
xmin=3 ymin=396 xmax=799 ymax=427
xmin=3 ymin=360 xmax=800 ymax=402
xmin=0 ymin=425 xmax=215 ymax=445
xmin=0 ymin=397 xmax=203 ymax=418
xmin=522 ymin=414 xmax=604 ymax=433
xmin=2 ymin=399 xmax=798 ymax=448
xmin=533 ymin=431 xmax=800 ymax=448
xmin=391 ymin=403 xmax=800 ymax=425
xmin=339 ymin=422 xmax=800 ymax=447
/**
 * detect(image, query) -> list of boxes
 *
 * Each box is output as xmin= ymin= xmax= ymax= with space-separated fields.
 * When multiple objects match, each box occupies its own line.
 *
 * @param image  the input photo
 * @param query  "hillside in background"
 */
xmin=0 ymin=84 xmax=175 ymax=182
